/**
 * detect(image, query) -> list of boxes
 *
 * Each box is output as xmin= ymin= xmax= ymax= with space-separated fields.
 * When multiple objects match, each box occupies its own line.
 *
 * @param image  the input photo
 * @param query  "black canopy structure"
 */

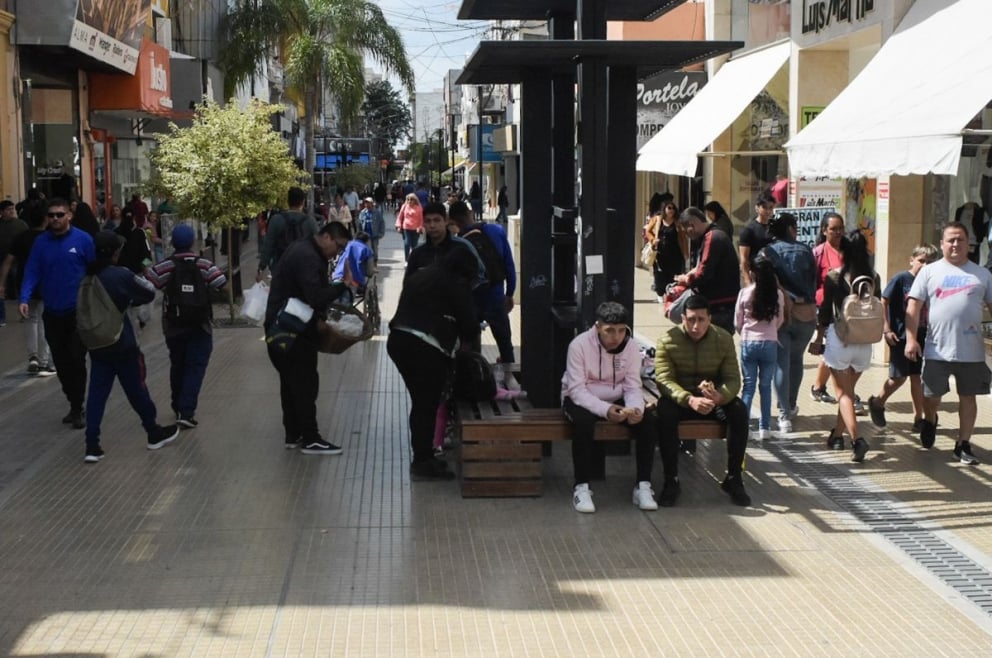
xmin=455 ymin=0 xmax=741 ymax=406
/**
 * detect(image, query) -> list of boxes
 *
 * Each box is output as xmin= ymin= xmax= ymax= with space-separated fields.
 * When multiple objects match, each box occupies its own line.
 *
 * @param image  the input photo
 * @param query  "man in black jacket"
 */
xmin=675 ymin=207 xmax=740 ymax=333
xmin=264 ymin=221 xmax=350 ymax=454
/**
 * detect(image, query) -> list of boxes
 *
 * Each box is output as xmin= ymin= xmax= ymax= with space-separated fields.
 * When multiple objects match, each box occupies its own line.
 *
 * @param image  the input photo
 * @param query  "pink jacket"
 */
xmin=560 ymin=327 xmax=644 ymax=418
xmin=395 ymin=203 xmax=423 ymax=231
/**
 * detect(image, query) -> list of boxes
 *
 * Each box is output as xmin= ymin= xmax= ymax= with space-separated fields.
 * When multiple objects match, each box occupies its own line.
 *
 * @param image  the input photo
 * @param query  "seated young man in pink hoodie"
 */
xmin=561 ymin=302 xmax=660 ymax=513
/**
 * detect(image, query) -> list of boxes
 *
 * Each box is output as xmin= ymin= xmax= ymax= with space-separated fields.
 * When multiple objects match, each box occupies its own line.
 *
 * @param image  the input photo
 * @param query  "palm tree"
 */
xmin=219 ymin=0 xmax=415 ymax=196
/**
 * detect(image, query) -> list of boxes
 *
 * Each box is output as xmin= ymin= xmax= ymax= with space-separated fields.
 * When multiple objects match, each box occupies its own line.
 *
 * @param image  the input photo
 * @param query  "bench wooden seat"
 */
xmin=455 ymin=383 xmax=726 ymax=498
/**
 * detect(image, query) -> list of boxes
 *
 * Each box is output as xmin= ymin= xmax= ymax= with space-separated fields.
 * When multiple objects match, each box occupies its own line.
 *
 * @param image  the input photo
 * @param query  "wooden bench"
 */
xmin=455 ymin=381 xmax=726 ymax=498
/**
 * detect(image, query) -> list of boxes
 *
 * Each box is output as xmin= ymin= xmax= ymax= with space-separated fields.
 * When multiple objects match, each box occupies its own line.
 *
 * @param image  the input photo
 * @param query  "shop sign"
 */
xmin=636 ymin=71 xmax=707 ymax=150
xmin=89 ymin=39 xmax=174 ymax=115
xmin=775 ymin=206 xmax=836 ymax=247
xmin=69 ymin=0 xmax=151 ymax=75
xmin=802 ymin=0 xmax=876 ymax=35
xmin=800 ymin=106 xmax=825 ymax=129
xmin=797 ymin=176 xmax=843 ymax=208
xmin=468 ymin=125 xmax=500 ymax=163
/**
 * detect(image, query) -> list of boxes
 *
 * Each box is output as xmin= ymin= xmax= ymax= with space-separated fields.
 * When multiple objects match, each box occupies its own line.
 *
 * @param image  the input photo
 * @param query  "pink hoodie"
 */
xmin=560 ymin=327 xmax=645 ymax=418
xmin=395 ymin=202 xmax=423 ymax=231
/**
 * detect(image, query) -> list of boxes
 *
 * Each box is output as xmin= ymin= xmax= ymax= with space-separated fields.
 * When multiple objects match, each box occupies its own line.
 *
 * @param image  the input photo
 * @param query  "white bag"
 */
xmin=240 ymin=282 xmax=269 ymax=324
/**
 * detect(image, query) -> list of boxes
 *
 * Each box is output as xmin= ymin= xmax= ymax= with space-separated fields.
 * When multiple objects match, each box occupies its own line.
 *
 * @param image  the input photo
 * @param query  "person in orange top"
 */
xmin=395 ymin=193 xmax=424 ymax=260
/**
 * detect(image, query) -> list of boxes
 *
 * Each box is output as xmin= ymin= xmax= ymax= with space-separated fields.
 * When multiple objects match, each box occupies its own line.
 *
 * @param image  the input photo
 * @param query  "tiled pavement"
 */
xmin=1 ymin=225 xmax=992 ymax=656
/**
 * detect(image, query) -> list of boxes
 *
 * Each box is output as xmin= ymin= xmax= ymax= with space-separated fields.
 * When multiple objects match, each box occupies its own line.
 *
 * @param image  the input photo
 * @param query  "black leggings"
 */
xmin=387 ymin=331 xmax=451 ymax=463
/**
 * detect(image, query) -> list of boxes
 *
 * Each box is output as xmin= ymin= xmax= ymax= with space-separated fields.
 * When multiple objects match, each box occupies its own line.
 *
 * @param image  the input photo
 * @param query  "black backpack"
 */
xmin=164 ymin=256 xmax=211 ymax=328
xmin=453 ymin=350 xmax=497 ymax=401
xmin=273 ymin=212 xmax=305 ymax=262
xmin=461 ymin=224 xmax=506 ymax=287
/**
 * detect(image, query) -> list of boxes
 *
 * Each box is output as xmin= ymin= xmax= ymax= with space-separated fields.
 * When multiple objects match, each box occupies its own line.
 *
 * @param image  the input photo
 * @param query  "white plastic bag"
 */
xmin=240 ymin=282 xmax=269 ymax=324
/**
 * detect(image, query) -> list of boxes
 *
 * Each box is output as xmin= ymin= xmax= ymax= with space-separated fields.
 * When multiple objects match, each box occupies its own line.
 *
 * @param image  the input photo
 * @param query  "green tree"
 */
xmin=147 ymin=99 xmax=306 ymax=319
xmin=219 ymin=0 xmax=415 ymax=198
xmin=362 ymin=79 xmax=411 ymax=153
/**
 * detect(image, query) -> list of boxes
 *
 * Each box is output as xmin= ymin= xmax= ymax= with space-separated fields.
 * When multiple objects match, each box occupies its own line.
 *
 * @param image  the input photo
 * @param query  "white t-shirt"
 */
xmin=908 ymin=258 xmax=992 ymax=362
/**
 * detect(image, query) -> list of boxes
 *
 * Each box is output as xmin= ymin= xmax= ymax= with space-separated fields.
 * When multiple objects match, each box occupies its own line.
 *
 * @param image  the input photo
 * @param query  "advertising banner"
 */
xmin=69 ymin=0 xmax=151 ymax=74
xmin=775 ymin=206 xmax=836 ymax=247
xmin=90 ymin=39 xmax=174 ymax=115
xmin=468 ymin=125 xmax=501 ymax=163
xmin=636 ymin=71 xmax=707 ymax=151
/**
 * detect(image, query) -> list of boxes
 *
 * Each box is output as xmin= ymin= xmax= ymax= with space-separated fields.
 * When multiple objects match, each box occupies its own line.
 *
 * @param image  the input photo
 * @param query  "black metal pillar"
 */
xmin=519 ymin=73 xmax=556 ymax=407
xmin=605 ymin=66 xmax=637 ymax=321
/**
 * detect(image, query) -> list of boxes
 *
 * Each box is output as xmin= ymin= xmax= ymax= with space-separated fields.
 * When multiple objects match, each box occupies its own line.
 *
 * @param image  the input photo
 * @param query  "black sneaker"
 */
xmin=84 ymin=445 xmax=104 ymax=464
xmin=680 ymin=440 xmax=696 ymax=456
xmin=63 ymin=409 xmax=85 ymax=429
xmin=826 ymin=429 xmax=845 ymax=450
xmin=147 ymin=424 xmax=180 ymax=450
xmin=867 ymin=396 xmax=886 ymax=428
xmin=919 ymin=418 xmax=937 ymax=449
xmin=657 ymin=478 xmax=681 ymax=507
xmin=810 ymin=386 xmax=837 ymax=404
xmin=954 ymin=441 xmax=979 ymax=465
xmin=410 ymin=457 xmax=456 ymax=481
xmin=911 ymin=417 xmax=924 ymax=432
xmin=851 ymin=437 xmax=869 ymax=463
xmin=176 ymin=414 xmax=198 ymax=429
xmin=720 ymin=474 xmax=751 ymax=506
xmin=300 ymin=439 xmax=343 ymax=455
xmin=27 ymin=356 xmax=40 ymax=374
xmin=284 ymin=437 xmax=302 ymax=450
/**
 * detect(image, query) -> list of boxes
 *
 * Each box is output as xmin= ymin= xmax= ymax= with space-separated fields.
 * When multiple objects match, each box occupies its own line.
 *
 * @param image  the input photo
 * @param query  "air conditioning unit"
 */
xmin=155 ymin=18 xmax=172 ymax=51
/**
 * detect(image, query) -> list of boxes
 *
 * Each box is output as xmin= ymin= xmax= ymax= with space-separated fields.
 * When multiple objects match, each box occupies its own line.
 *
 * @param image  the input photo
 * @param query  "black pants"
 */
xmin=710 ymin=303 xmax=735 ymax=334
xmin=43 ymin=309 xmax=87 ymax=412
xmin=266 ymin=335 xmax=320 ymax=442
xmin=563 ymin=396 xmax=657 ymax=485
xmin=656 ymin=396 xmax=748 ymax=478
xmin=387 ymin=331 xmax=451 ymax=463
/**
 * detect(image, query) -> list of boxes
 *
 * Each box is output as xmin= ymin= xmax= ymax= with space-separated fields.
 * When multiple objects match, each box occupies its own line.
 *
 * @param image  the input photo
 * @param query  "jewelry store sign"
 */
xmin=69 ymin=0 xmax=151 ymax=75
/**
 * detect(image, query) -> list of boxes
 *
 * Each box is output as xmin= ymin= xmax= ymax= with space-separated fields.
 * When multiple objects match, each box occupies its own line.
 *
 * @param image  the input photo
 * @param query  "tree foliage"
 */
xmin=362 ymin=79 xmax=411 ymax=149
xmin=146 ymin=99 xmax=306 ymax=230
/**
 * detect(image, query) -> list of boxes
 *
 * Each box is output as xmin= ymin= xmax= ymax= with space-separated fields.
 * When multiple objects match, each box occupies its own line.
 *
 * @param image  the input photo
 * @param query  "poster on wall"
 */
xmin=846 ymin=178 xmax=877 ymax=254
xmin=775 ymin=206 xmax=836 ymax=247
xmin=636 ymin=72 xmax=707 ymax=151
xmin=69 ymin=0 xmax=151 ymax=75
xmin=796 ymin=176 xmax=843 ymax=208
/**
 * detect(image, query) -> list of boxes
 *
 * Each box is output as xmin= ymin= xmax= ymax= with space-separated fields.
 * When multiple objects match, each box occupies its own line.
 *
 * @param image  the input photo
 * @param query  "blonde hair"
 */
xmin=406 ymin=194 xmax=418 ymax=203
xmin=912 ymin=243 xmax=939 ymax=262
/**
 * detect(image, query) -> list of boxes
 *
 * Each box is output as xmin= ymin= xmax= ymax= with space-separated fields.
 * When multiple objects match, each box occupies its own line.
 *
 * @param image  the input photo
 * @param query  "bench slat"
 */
xmin=462 ymin=443 xmax=543 ymax=460
xmin=461 ymin=480 xmax=542 ymax=498
xmin=463 ymin=461 xmax=542 ymax=479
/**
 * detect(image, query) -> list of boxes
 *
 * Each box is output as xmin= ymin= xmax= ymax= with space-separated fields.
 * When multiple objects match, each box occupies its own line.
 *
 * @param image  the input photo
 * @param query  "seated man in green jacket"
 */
xmin=654 ymin=294 xmax=751 ymax=507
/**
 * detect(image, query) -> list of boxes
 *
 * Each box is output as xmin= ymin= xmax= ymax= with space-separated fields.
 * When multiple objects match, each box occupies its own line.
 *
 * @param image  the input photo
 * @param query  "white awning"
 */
xmin=636 ymin=41 xmax=790 ymax=176
xmin=786 ymin=0 xmax=992 ymax=178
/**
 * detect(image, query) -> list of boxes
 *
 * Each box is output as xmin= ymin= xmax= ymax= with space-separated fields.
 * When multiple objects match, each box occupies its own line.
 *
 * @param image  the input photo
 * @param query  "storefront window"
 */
xmin=728 ymin=65 xmax=788 ymax=222
xmin=25 ymin=87 xmax=80 ymax=200
xmin=731 ymin=0 xmax=791 ymax=51
xmin=948 ymin=106 xmax=992 ymax=263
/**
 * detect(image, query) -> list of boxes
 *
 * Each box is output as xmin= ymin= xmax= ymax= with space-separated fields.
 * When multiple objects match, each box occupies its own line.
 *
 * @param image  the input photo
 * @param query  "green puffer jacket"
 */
xmin=655 ymin=324 xmax=741 ymax=407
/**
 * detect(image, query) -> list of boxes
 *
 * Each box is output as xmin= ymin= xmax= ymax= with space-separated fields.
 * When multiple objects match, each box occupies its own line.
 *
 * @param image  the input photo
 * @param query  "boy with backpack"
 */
xmin=76 ymin=231 xmax=179 ymax=463
xmin=256 ymin=187 xmax=319 ymax=281
xmin=146 ymin=224 xmax=228 ymax=429
xmin=447 ymin=201 xmax=517 ymax=386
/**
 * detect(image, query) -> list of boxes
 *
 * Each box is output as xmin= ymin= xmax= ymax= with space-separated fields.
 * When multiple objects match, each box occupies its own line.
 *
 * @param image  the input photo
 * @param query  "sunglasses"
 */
xmin=47 ymin=212 xmax=67 ymax=218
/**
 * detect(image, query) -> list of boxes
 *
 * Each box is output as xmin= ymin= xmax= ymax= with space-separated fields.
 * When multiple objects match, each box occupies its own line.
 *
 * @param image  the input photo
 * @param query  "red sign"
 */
xmin=89 ymin=39 xmax=175 ymax=116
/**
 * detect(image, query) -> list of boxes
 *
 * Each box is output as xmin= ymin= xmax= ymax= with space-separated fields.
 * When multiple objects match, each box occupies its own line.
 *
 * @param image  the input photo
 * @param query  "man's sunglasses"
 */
xmin=47 ymin=212 xmax=67 ymax=218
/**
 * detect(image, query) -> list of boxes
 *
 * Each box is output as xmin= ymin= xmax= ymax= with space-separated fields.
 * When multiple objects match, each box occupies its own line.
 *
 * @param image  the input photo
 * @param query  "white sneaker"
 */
xmin=632 ymin=482 xmax=658 ymax=511
xmin=573 ymin=484 xmax=596 ymax=513
xmin=757 ymin=429 xmax=771 ymax=441
xmin=777 ymin=416 xmax=793 ymax=434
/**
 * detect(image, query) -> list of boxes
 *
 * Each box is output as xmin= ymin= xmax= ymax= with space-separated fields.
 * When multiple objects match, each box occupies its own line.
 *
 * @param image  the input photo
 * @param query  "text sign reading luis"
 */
xmin=802 ymin=0 xmax=875 ymax=35
xmin=775 ymin=206 xmax=836 ymax=248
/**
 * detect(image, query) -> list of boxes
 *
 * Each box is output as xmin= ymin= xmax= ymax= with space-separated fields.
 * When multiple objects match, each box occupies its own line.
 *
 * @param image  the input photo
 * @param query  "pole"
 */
xmin=477 ymin=85 xmax=484 ymax=216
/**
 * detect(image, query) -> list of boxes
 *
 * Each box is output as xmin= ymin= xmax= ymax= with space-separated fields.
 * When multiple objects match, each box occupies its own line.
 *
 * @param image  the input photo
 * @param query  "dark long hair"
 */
xmin=748 ymin=258 xmax=780 ymax=323
xmin=839 ymin=230 xmax=873 ymax=281
xmin=648 ymin=192 xmax=665 ymax=216
xmin=703 ymin=200 xmax=728 ymax=221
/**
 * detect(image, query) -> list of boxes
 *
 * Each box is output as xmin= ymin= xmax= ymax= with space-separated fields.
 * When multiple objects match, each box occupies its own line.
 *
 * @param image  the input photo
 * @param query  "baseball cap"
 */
xmin=94 ymin=230 xmax=125 ymax=259
xmin=172 ymin=224 xmax=195 ymax=250
xmin=364 ymin=197 xmax=374 ymax=203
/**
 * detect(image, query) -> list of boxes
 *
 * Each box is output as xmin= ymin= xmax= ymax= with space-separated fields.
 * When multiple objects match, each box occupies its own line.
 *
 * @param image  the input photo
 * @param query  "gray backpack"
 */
xmin=77 ymin=274 xmax=124 ymax=350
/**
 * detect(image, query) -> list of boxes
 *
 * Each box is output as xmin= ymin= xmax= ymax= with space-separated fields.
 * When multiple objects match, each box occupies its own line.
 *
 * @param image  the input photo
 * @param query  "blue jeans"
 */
xmin=775 ymin=319 xmax=816 ymax=414
xmin=740 ymin=340 xmax=778 ymax=430
xmin=86 ymin=349 xmax=158 ymax=447
xmin=402 ymin=229 xmax=420 ymax=259
xmin=166 ymin=329 xmax=213 ymax=417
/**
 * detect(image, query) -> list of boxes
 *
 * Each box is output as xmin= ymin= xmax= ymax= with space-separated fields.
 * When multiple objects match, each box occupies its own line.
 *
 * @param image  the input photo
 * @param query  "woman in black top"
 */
xmin=645 ymin=201 xmax=687 ymax=302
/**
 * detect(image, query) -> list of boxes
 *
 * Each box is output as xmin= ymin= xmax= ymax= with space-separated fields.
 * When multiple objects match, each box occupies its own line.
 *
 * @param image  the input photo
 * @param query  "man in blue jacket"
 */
xmin=448 ymin=201 xmax=517 ymax=386
xmin=82 ymin=232 xmax=179 ymax=463
xmin=18 ymin=198 xmax=95 ymax=428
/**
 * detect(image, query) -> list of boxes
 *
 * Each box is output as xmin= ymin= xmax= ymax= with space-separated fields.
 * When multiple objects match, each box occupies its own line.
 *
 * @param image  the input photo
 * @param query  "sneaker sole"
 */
xmin=177 ymin=420 xmax=198 ymax=429
xmin=300 ymin=447 xmax=343 ymax=455
xmin=37 ymin=370 xmax=57 ymax=377
xmin=83 ymin=455 xmax=103 ymax=463
xmin=285 ymin=442 xmax=302 ymax=450
xmin=958 ymin=456 xmax=979 ymax=465
xmin=147 ymin=428 xmax=180 ymax=450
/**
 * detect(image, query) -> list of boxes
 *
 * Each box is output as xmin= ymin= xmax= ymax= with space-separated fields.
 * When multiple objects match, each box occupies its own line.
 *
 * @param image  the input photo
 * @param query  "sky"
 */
xmin=373 ymin=1 xmax=490 ymax=93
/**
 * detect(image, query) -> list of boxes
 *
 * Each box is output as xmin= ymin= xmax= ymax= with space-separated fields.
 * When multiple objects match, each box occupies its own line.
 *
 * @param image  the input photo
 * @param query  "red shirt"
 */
xmin=812 ymin=241 xmax=842 ymax=306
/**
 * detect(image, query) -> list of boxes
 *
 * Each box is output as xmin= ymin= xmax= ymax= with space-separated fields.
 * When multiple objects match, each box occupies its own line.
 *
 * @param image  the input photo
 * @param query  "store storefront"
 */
xmin=786 ymin=0 xmax=991 ymax=283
